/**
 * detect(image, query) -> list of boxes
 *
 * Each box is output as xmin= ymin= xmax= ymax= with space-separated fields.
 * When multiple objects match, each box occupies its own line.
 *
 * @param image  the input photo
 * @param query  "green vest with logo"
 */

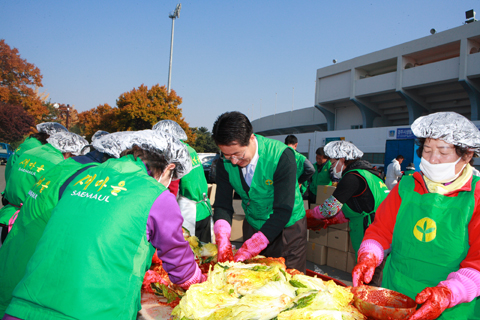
xmin=309 ymin=160 xmax=332 ymax=195
xmin=5 ymin=137 xmax=42 ymax=182
xmin=223 ymin=135 xmax=305 ymax=231
xmin=6 ymin=155 xmax=163 ymax=320
xmin=341 ymin=169 xmax=389 ymax=257
xmin=178 ymin=144 xmax=212 ymax=221
xmin=404 ymin=169 xmax=415 ymax=177
xmin=0 ymin=144 xmax=64 ymax=225
xmin=383 ymin=175 xmax=480 ymax=319
xmin=0 ymin=158 xmax=98 ymax=317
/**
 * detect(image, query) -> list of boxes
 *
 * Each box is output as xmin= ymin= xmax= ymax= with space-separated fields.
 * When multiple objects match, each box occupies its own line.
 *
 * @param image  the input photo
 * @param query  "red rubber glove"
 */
xmin=234 ymin=231 xmax=269 ymax=262
xmin=352 ymin=252 xmax=379 ymax=287
xmin=408 ymin=286 xmax=452 ymax=320
xmin=306 ymin=208 xmax=324 ymax=230
xmin=214 ymin=219 xmax=234 ymax=262
xmin=179 ymin=266 xmax=207 ymax=290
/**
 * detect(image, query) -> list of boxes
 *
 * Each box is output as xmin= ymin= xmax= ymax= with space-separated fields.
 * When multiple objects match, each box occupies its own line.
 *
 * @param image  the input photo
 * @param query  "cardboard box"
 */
xmin=346 ymin=251 xmax=356 ymax=273
xmin=327 ymin=228 xmax=350 ymax=252
xmin=232 ymin=199 xmax=245 ymax=215
xmin=309 ymin=228 xmax=328 ymax=246
xmin=304 ymin=200 xmax=309 ymax=209
xmin=327 ymin=248 xmax=348 ymax=272
xmin=310 ymin=204 xmax=317 ymax=210
xmin=316 ymin=185 xmax=336 ymax=204
xmin=348 ymin=236 xmax=355 ymax=253
xmin=208 ymin=184 xmax=217 ymax=204
xmin=329 ymin=221 xmax=350 ymax=231
xmin=230 ymin=214 xmax=244 ymax=242
xmin=306 ymin=242 xmax=327 ymax=265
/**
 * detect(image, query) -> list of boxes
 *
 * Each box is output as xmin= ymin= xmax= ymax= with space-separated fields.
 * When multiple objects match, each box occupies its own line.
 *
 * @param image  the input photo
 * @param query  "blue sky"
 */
xmin=1 ymin=0 xmax=478 ymax=130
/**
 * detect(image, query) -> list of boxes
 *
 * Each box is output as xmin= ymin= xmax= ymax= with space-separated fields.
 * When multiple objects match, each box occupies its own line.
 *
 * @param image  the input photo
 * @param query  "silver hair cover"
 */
xmin=411 ymin=112 xmax=480 ymax=155
xmin=47 ymin=132 xmax=89 ymax=156
xmin=36 ymin=122 xmax=68 ymax=135
xmin=324 ymin=140 xmax=364 ymax=160
xmin=152 ymin=119 xmax=188 ymax=141
xmin=92 ymin=129 xmax=192 ymax=180
xmin=92 ymin=130 xmax=110 ymax=142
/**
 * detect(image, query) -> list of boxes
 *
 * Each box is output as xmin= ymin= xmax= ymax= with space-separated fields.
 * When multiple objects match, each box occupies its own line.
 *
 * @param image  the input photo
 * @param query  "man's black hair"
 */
xmin=396 ymin=155 xmax=404 ymax=160
xmin=212 ymin=111 xmax=253 ymax=146
xmin=285 ymin=135 xmax=298 ymax=145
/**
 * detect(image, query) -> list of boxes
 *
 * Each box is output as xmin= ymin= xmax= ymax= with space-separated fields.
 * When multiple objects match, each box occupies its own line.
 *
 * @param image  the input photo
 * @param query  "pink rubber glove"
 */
xmin=179 ymin=265 xmax=207 ymax=290
xmin=352 ymin=252 xmax=379 ymax=287
xmin=234 ymin=231 xmax=269 ymax=262
xmin=408 ymin=286 xmax=452 ymax=320
xmin=438 ymin=268 xmax=480 ymax=308
xmin=214 ymin=219 xmax=234 ymax=262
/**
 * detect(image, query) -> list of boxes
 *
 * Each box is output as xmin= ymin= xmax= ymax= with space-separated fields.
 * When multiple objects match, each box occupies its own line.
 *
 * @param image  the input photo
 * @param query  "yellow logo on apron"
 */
xmin=265 ymin=179 xmax=273 ymax=185
xmin=413 ymin=218 xmax=436 ymax=242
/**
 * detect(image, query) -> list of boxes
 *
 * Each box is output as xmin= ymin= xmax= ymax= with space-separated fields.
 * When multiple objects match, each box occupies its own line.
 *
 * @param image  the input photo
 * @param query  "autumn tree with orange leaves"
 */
xmin=0 ymin=39 xmax=48 ymax=122
xmin=78 ymin=84 xmax=195 ymax=143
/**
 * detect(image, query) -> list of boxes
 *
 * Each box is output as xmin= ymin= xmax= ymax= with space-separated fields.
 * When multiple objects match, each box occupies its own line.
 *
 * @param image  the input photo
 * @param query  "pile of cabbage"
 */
xmin=172 ymin=262 xmax=365 ymax=320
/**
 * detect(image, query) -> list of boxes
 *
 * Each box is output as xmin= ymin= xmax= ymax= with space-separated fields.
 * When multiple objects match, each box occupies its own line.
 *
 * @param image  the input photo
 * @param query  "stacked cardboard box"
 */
xmin=306 ymin=185 xmax=356 ymax=273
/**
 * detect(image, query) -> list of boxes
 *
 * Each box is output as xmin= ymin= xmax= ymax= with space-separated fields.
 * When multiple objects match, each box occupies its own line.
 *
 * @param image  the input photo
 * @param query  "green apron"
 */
xmin=289 ymin=147 xmax=308 ymax=195
xmin=6 ymin=155 xmax=162 ymax=320
xmin=0 ymin=158 xmax=98 ymax=317
xmin=4 ymin=137 xmax=42 ymax=182
xmin=404 ymin=169 xmax=415 ymax=177
xmin=341 ymin=169 xmax=389 ymax=258
xmin=223 ymin=134 xmax=305 ymax=231
xmin=0 ymin=144 xmax=64 ymax=225
xmin=178 ymin=143 xmax=212 ymax=222
xmin=309 ymin=160 xmax=332 ymax=195
xmin=383 ymin=175 xmax=480 ymax=319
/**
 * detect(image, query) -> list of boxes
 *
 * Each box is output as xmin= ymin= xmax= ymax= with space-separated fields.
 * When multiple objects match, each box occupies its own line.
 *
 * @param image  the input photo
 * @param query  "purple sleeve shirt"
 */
xmin=146 ymin=189 xmax=197 ymax=284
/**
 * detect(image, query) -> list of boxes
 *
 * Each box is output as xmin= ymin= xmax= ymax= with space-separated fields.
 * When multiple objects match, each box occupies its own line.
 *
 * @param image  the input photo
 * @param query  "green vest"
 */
xmin=4 ymin=137 xmax=42 ymax=182
xmin=341 ymin=169 xmax=389 ymax=257
xmin=0 ymin=144 xmax=64 ymax=225
xmin=223 ymin=134 xmax=305 ymax=230
xmin=178 ymin=144 xmax=212 ymax=221
xmin=7 ymin=155 xmax=163 ymax=320
xmin=309 ymin=160 xmax=332 ymax=195
xmin=383 ymin=175 xmax=480 ymax=319
xmin=289 ymin=147 xmax=308 ymax=195
xmin=0 ymin=158 xmax=98 ymax=317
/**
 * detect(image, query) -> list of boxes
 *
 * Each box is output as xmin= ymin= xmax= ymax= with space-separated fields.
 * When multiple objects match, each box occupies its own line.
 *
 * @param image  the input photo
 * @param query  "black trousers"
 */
xmin=195 ymin=216 xmax=212 ymax=243
xmin=243 ymin=217 xmax=307 ymax=273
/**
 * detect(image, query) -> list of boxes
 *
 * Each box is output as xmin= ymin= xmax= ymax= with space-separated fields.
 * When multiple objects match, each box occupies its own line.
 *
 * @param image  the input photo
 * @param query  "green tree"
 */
xmin=190 ymin=127 xmax=218 ymax=153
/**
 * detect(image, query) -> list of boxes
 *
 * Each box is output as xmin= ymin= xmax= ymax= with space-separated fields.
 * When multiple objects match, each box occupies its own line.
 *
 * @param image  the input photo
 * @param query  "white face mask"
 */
xmin=158 ymin=170 xmax=173 ymax=188
xmin=332 ymin=160 xmax=344 ymax=179
xmin=419 ymin=157 xmax=464 ymax=183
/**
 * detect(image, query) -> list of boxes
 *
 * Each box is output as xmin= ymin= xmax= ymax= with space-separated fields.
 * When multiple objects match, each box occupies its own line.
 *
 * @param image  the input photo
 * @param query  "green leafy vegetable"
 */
xmin=289 ymin=280 xmax=307 ymax=288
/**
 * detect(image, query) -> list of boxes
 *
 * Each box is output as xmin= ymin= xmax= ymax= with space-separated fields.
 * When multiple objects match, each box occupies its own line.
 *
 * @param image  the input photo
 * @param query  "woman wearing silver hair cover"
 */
xmin=353 ymin=112 xmax=480 ymax=320
xmin=306 ymin=140 xmax=389 ymax=286
xmin=0 ymin=132 xmax=87 ymax=242
xmin=3 ymin=130 xmax=204 ymax=320
xmin=4 ymin=122 xmax=68 ymax=182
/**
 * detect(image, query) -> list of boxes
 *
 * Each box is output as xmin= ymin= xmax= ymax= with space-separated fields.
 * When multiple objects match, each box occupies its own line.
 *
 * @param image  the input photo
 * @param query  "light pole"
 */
xmin=167 ymin=3 xmax=181 ymax=94
xmin=53 ymin=103 xmax=70 ymax=130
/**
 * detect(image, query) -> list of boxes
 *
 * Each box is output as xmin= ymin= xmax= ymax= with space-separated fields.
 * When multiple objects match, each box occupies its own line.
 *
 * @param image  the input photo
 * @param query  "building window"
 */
xmin=362 ymin=153 xmax=385 ymax=165
xmin=351 ymin=125 xmax=363 ymax=129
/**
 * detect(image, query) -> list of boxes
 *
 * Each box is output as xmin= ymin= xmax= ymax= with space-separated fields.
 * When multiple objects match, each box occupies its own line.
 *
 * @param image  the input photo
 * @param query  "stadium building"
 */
xmin=252 ymin=19 xmax=480 ymax=170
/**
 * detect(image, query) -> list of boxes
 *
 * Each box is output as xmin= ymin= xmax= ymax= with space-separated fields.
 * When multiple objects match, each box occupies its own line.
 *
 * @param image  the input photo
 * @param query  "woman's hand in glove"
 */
xmin=213 ymin=219 xmax=234 ymax=262
xmin=233 ymin=231 xmax=269 ymax=262
xmin=352 ymin=252 xmax=379 ymax=287
xmin=408 ymin=286 xmax=452 ymax=320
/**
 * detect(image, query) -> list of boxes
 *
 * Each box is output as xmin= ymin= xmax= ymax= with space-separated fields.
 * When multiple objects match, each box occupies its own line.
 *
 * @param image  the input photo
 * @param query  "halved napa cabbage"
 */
xmin=171 ymin=285 xmax=239 ymax=319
